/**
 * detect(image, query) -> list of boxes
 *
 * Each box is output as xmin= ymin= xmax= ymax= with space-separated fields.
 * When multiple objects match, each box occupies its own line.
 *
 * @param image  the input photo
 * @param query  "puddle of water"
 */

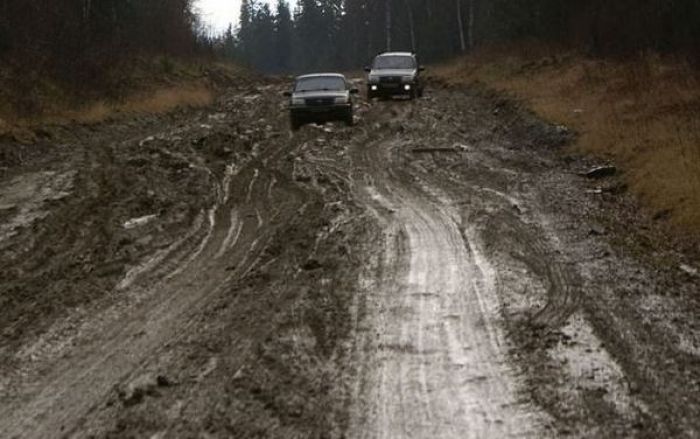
xmin=638 ymin=294 xmax=700 ymax=357
xmin=551 ymin=313 xmax=648 ymax=419
xmin=0 ymin=170 xmax=76 ymax=244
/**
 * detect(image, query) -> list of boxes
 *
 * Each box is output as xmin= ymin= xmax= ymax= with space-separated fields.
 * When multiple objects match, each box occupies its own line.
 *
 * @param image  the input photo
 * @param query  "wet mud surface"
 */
xmin=0 ymin=82 xmax=699 ymax=438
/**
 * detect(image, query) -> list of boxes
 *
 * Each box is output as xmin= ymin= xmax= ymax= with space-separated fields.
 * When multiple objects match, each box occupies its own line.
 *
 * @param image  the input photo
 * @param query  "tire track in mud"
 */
xmin=0 ymin=131 xmax=308 ymax=438
xmin=3 ymin=86 xmax=693 ymax=437
xmin=383 ymin=93 xmax=651 ymax=435
xmin=348 ymin=131 xmax=548 ymax=438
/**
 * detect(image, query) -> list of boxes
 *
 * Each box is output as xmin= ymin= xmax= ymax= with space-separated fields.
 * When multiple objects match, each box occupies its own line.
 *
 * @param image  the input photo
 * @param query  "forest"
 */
xmin=3 ymin=1 xmax=700 ymax=80
xmin=231 ymin=0 xmax=700 ymax=73
xmin=0 ymin=1 xmax=205 ymax=90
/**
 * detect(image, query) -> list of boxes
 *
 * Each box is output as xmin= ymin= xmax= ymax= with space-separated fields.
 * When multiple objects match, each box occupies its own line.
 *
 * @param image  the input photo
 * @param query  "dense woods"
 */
xmin=0 ymin=1 xmax=205 ymax=90
xmin=2 ymin=1 xmax=700 ymax=101
xmin=234 ymin=0 xmax=700 ymax=73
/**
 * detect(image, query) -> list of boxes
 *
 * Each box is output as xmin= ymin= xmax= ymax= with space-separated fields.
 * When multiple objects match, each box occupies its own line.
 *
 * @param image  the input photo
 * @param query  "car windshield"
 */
xmin=295 ymin=76 xmax=346 ymax=92
xmin=373 ymin=55 xmax=416 ymax=70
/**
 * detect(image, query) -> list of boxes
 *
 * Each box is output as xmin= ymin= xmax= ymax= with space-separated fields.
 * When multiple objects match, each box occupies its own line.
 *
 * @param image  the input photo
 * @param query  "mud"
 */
xmin=0 ymin=81 xmax=698 ymax=438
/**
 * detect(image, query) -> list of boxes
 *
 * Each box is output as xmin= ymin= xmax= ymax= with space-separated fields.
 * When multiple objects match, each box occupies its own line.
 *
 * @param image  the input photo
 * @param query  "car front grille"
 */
xmin=380 ymin=76 xmax=401 ymax=83
xmin=305 ymin=97 xmax=334 ymax=106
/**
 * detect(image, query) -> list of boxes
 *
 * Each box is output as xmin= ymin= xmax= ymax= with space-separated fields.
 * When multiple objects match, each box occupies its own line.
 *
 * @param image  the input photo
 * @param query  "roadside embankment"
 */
xmin=432 ymin=45 xmax=700 ymax=236
xmin=0 ymin=58 xmax=252 ymax=143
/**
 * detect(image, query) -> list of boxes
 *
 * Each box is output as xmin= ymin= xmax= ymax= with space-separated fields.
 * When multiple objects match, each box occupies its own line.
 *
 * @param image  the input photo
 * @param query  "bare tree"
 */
xmin=468 ymin=0 xmax=474 ymax=50
xmin=405 ymin=0 xmax=416 ymax=51
xmin=456 ymin=0 xmax=466 ymax=52
xmin=385 ymin=0 xmax=391 ymax=51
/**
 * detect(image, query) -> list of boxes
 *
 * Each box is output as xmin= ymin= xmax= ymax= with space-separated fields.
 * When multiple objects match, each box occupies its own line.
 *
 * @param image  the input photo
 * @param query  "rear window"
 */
xmin=373 ymin=55 xmax=416 ymax=70
xmin=295 ymin=76 xmax=346 ymax=92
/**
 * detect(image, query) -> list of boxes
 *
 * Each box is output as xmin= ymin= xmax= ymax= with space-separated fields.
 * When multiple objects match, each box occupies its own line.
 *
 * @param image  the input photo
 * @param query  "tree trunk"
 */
xmin=468 ymin=0 xmax=475 ymax=50
xmin=404 ymin=0 xmax=416 ymax=51
xmin=456 ymin=0 xmax=466 ymax=52
xmin=385 ymin=0 xmax=392 ymax=51
xmin=84 ymin=0 xmax=93 ymax=22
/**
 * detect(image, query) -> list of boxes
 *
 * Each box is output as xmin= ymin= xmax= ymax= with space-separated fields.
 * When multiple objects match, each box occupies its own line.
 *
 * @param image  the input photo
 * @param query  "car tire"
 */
xmin=344 ymin=109 xmax=354 ymax=127
xmin=290 ymin=115 xmax=302 ymax=131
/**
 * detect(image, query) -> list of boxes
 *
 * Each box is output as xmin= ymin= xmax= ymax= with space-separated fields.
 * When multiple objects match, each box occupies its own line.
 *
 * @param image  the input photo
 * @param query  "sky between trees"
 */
xmin=198 ymin=0 xmax=298 ymax=32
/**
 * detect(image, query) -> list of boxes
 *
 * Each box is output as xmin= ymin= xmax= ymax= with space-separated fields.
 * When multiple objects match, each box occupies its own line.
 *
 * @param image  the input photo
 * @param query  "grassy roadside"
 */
xmin=433 ymin=45 xmax=700 ymax=234
xmin=0 ymin=58 xmax=251 ymax=141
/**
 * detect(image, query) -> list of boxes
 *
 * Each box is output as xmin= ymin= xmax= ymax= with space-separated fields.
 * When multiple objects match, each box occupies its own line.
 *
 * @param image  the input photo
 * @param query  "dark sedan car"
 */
xmin=285 ymin=73 xmax=359 ymax=130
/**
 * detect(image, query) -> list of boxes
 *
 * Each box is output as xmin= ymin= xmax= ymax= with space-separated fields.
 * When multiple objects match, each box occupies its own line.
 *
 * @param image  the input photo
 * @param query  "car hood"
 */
xmin=292 ymin=90 xmax=348 ymax=99
xmin=369 ymin=68 xmax=417 ymax=77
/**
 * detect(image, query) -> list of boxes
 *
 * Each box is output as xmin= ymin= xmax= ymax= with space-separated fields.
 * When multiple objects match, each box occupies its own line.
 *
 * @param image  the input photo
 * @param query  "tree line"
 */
xmin=231 ymin=0 xmax=700 ymax=73
xmin=0 ymin=0 xmax=207 ymax=89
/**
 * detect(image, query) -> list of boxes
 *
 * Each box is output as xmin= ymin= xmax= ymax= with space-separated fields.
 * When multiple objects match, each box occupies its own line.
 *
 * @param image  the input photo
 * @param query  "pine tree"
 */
xmin=274 ymin=0 xmax=293 ymax=72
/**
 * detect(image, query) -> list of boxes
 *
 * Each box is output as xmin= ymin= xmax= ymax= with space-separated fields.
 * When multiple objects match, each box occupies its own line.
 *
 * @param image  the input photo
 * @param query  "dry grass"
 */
xmin=0 ymin=57 xmax=253 ymax=133
xmin=0 ymin=82 xmax=214 ymax=145
xmin=435 ymin=45 xmax=700 ymax=232
xmin=61 ymin=84 xmax=213 ymax=124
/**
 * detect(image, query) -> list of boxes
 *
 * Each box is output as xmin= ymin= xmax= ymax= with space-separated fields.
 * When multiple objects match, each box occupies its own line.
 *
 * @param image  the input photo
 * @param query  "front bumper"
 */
xmin=290 ymin=104 xmax=351 ymax=120
xmin=368 ymin=82 xmax=416 ymax=95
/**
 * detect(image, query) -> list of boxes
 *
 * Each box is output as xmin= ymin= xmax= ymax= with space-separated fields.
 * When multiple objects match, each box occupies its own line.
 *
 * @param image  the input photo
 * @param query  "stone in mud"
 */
xmin=589 ymin=224 xmax=607 ymax=236
xmin=123 ymin=214 xmax=158 ymax=230
xmin=584 ymin=165 xmax=617 ymax=179
xmin=118 ymin=374 xmax=161 ymax=407
xmin=139 ymin=136 xmax=155 ymax=147
xmin=301 ymin=259 xmax=322 ymax=271
xmin=11 ymin=128 xmax=37 ymax=145
xmin=680 ymin=264 xmax=698 ymax=278
xmin=156 ymin=375 xmax=173 ymax=387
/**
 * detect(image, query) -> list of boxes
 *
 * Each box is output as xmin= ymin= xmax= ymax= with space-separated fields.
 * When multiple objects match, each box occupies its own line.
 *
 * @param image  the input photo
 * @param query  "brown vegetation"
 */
xmin=0 ymin=59 xmax=252 ymax=139
xmin=434 ymin=45 xmax=700 ymax=233
xmin=60 ymin=85 xmax=214 ymax=124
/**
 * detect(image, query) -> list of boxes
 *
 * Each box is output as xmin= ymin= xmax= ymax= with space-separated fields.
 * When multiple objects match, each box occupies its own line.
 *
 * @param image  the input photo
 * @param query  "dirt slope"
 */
xmin=0 ymin=81 xmax=698 ymax=438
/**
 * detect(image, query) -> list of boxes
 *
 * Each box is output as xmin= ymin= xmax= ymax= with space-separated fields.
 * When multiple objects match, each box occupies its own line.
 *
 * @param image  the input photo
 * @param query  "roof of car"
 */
xmin=296 ymin=73 xmax=346 ymax=80
xmin=377 ymin=52 xmax=415 ymax=57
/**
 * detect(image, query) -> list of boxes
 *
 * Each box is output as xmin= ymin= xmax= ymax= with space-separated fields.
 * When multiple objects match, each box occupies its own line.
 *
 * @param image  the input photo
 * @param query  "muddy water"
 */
xmin=0 ymin=170 xmax=75 ymax=244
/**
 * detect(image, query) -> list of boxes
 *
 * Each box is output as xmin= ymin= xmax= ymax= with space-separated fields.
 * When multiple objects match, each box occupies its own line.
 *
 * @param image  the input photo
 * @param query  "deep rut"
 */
xmin=348 ymin=136 xmax=547 ymax=438
xmin=0 ymin=133 xmax=306 ymax=438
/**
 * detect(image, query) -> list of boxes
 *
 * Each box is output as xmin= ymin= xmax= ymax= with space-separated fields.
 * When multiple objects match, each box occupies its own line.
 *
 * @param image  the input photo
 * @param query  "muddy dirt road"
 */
xmin=1 ymin=82 xmax=699 ymax=438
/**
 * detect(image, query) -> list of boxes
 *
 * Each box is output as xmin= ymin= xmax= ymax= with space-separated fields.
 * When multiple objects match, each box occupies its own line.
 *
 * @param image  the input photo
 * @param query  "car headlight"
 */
xmin=402 ymin=76 xmax=415 ymax=83
xmin=291 ymin=97 xmax=305 ymax=106
xmin=334 ymin=96 xmax=349 ymax=104
xmin=370 ymin=85 xmax=378 ymax=91
xmin=368 ymin=76 xmax=379 ymax=84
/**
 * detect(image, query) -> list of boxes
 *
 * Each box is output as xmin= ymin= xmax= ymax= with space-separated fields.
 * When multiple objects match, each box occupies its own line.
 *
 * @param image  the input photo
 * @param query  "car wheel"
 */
xmin=290 ymin=115 xmax=302 ymax=131
xmin=344 ymin=109 xmax=354 ymax=127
